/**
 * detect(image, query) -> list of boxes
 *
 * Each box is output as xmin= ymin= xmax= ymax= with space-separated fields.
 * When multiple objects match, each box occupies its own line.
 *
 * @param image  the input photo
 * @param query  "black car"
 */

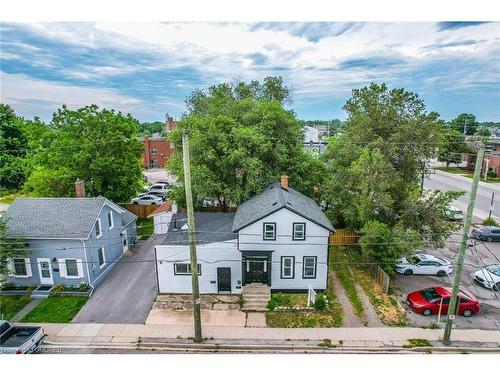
xmin=471 ymin=226 xmax=500 ymax=242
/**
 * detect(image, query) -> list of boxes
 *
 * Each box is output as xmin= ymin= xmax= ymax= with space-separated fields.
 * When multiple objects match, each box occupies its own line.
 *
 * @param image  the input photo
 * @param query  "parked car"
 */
xmin=445 ymin=205 xmax=464 ymax=221
xmin=406 ymin=287 xmax=480 ymax=317
xmin=155 ymin=179 xmax=171 ymax=185
xmin=395 ymin=254 xmax=453 ymax=277
xmin=138 ymin=191 xmax=167 ymax=201
xmin=473 ymin=264 xmax=500 ymax=291
xmin=0 ymin=320 xmax=44 ymax=354
xmin=131 ymin=194 xmax=163 ymax=205
xmin=471 ymin=226 xmax=500 ymax=242
xmin=148 ymin=183 xmax=170 ymax=195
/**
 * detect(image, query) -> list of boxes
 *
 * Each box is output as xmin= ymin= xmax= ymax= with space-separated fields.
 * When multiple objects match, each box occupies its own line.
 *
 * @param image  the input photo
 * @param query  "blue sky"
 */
xmin=1 ymin=22 xmax=499 ymax=122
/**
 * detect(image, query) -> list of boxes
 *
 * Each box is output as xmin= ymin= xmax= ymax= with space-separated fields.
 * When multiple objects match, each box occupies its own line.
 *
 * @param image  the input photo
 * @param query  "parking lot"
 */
xmin=394 ymin=231 xmax=500 ymax=330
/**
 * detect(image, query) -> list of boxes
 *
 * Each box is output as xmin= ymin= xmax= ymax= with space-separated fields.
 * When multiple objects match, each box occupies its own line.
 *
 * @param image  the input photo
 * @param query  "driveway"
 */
xmin=73 ymin=239 xmax=157 ymax=324
xmin=394 ymin=233 xmax=500 ymax=330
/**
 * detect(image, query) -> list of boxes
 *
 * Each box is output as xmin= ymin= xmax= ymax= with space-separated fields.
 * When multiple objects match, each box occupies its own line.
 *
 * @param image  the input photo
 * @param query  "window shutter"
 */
xmin=58 ymin=259 xmax=67 ymax=278
xmin=76 ymin=259 xmax=84 ymax=277
xmin=25 ymin=258 xmax=32 ymax=277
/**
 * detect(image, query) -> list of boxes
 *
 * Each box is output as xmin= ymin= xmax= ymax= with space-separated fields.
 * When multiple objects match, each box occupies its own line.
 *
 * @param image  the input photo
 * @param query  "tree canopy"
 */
xmin=24 ymin=105 xmax=143 ymax=202
xmin=0 ymin=104 xmax=29 ymax=191
xmin=323 ymin=83 xmax=461 ymax=272
xmin=437 ymin=129 xmax=470 ymax=167
xmin=167 ymin=77 xmax=326 ymax=211
xmin=449 ymin=113 xmax=477 ymax=135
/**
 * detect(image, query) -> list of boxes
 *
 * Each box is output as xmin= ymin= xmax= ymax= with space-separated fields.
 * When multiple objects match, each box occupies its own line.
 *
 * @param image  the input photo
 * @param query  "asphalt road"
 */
xmin=72 ymin=239 xmax=157 ymax=324
xmin=424 ymin=170 xmax=500 ymax=221
xmin=394 ymin=234 xmax=500 ymax=330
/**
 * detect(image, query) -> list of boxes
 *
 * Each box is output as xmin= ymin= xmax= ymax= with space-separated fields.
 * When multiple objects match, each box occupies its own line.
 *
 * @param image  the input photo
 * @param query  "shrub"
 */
xmin=78 ymin=281 xmax=90 ymax=292
xmin=483 ymin=217 xmax=498 ymax=227
xmin=487 ymin=170 xmax=497 ymax=179
xmin=26 ymin=284 xmax=37 ymax=292
xmin=266 ymin=292 xmax=292 ymax=310
xmin=314 ymin=293 xmax=327 ymax=311
xmin=50 ymin=284 xmax=65 ymax=296
xmin=0 ymin=279 xmax=9 ymax=290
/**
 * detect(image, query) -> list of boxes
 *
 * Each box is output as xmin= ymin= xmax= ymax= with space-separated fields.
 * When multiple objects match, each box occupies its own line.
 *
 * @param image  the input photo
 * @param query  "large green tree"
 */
xmin=168 ymin=77 xmax=326 ymax=211
xmin=450 ymin=113 xmax=477 ymax=135
xmin=0 ymin=104 xmax=29 ymax=191
xmin=0 ymin=215 xmax=26 ymax=275
xmin=25 ymin=105 xmax=143 ymax=202
xmin=438 ymin=129 xmax=470 ymax=167
xmin=323 ymin=83 xmax=461 ymax=271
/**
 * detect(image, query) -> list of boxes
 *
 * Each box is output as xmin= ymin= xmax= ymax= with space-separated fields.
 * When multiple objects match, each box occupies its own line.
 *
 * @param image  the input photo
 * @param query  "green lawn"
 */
xmin=436 ymin=166 xmax=466 ymax=174
xmin=136 ymin=218 xmax=154 ymax=240
xmin=0 ymin=296 xmax=32 ymax=320
xmin=0 ymin=191 xmax=26 ymax=205
xmin=437 ymin=167 xmax=500 ymax=183
xmin=21 ymin=296 xmax=88 ymax=323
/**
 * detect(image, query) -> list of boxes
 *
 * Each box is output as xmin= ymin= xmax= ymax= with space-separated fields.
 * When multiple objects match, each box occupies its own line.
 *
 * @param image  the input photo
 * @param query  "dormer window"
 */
xmin=263 ymin=222 xmax=276 ymax=240
xmin=293 ymin=222 xmax=306 ymax=240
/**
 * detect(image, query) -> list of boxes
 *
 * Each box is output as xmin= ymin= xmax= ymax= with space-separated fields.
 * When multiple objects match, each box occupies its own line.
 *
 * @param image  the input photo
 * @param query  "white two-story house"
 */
xmin=155 ymin=176 xmax=334 ymax=294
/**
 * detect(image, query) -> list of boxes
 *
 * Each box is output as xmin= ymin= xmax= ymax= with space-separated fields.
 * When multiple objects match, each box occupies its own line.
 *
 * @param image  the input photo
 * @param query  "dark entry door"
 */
xmin=217 ymin=267 xmax=231 ymax=292
xmin=247 ymin=259 xmax=267 ymax=284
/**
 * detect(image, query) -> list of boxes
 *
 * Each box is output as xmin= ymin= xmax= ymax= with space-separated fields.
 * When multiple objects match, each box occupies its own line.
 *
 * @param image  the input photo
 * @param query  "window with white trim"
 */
xmin=66 ymin=259 xmax=79 ymax=277
xmin=303 ymin=256 xmax=317 ymax=279
xmin=13 ymin=258 xmax=27 ymax=276
xmin=98 ymin=246 xmax=106 ymax=268
xmin=95 ymin=218 xmax=102 ymax=238
xmin=281 ymin=256 xmax=295 ymax=279
xmin=293 ymin=222 xmax=306 ymax=240
xmin=263 ymin=222 xmax=276 ymax=240
xmin=174 ymin=263 xmax=201 ymax=275
xmin=107 ymin=211 xmax=114 ymax=229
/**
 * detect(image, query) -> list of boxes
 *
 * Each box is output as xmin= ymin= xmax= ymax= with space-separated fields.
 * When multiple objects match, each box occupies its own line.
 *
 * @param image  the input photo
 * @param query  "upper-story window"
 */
xmin=293 ymin=222 xmax=306 ymax=240
xmin=95 ymin=218 xmax=102 ymax=238
xmin=263 ymin=222 xmax=276 ymax=240
xmin=150 ymin=148 xmax=158 ymax=155
xmin=107 ymin=211 xmax=114 ymax=229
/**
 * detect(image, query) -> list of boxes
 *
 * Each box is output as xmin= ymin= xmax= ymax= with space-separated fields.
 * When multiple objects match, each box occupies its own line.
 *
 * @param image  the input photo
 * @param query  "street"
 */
xmin=424 ymin=170 xmax=500 ymax=222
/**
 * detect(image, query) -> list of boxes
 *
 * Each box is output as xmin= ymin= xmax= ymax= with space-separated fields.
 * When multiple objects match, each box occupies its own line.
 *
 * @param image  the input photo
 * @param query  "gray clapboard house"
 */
xmin=4 ymin=197 xmax=137 ymax=289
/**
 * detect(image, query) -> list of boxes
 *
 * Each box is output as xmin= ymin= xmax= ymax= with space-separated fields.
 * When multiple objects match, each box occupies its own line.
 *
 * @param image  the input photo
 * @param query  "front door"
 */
xmin=217 ymin=267 xmax=231 ymax=293
xmin=246 ymin=258 xmax=268 ymax=284
xmin=37 ymin=258 xmax=54 ymax=285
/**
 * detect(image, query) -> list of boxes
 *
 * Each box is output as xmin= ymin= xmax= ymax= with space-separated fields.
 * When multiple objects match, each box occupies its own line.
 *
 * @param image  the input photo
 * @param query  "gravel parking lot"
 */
xmin=394 ymin=231 xmax=500 ymax=330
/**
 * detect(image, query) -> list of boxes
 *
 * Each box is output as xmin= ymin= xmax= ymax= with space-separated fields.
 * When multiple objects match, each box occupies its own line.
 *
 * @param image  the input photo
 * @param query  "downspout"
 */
xmin=81 ymin=239 xmax=92 ymax=288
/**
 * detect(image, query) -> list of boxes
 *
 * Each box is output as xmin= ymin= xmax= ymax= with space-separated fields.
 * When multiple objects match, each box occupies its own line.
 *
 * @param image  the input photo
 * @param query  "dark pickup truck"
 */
xmin=0 ymin=320 xmax=44 ymax=354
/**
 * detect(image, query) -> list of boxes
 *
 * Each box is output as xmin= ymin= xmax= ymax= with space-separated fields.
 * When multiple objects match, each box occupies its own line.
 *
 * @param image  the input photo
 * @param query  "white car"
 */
xmin=149 ymin=183 xmax=170 ymax=195
xmin=395 ymin=254 xmax=453 ymax=277
xmin=473 ymin=264 xmax=500 ymax=291
xmin=131 ymin=194 xmax=163 ymax=205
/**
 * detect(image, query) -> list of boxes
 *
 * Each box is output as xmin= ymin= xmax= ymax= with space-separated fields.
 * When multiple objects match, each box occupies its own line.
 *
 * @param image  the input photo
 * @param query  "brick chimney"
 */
xmin=75 ymin=179 xmax=86 ymax=198
xmin=280 ymin=175 xmax=289 ymax=189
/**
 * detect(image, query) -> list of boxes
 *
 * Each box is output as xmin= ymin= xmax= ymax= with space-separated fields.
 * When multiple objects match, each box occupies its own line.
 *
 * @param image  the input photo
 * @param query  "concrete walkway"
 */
xmin=10 ymin=299 xmax=41 ymax=322
xmin=26 ymin=323 xmax=500 ymax=347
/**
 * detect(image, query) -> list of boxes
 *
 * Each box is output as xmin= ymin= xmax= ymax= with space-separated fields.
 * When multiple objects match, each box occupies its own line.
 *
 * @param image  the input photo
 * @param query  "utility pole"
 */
xmin=488 ymin=192 xmax=495 ymax=221
xmin=463 ymin=119 xmax=467 ymax=136
xmin=182 ymin=130 xmax=202 ymax=343
xmin=443 ymin=144 xmax=485 ymax=345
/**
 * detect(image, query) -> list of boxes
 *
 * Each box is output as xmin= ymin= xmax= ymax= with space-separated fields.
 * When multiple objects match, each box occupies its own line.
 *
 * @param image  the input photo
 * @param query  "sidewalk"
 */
xmin=30 ymin=323 xmax=500 ymax=348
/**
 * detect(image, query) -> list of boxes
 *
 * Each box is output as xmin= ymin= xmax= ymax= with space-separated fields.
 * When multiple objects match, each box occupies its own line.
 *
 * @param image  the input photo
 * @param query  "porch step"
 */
xmin=242 ymin=284 xmax=271 ymax=311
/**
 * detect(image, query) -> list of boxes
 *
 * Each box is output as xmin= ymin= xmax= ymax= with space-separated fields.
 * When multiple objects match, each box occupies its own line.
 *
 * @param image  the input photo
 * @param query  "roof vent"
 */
xmin=287 ymin=201 xmax=292 ymax=205
xmin=272 ymin=201 xmax=278 ymax=206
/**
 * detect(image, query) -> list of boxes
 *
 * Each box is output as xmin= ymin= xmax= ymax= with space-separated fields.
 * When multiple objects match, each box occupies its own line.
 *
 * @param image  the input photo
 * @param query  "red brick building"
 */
xmin=463 ymin=140 xmax=500 ymax=177
xmin=140 ymin=115 xmax=177 ymax=169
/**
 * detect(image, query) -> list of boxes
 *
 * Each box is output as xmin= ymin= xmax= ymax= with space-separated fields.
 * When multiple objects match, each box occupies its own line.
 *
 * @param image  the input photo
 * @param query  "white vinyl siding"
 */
xmin=58 ymin=258 xmax=84 ymax=278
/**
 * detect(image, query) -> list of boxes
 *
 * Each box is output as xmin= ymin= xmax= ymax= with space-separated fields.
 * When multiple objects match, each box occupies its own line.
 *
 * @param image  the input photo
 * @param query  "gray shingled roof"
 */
xmin=5 ymin=197 xmax=128 ymax=239
xmin=162 ymin=212 xmax=236 ymax=246
xmin=232 ymin=182 xmax=334 ymax=232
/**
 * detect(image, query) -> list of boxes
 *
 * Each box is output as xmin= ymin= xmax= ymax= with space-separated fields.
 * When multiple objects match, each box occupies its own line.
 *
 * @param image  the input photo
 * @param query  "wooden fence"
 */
xmin=120 ymin=204 xmax=159 ymax=219
xmin=365 ymin=262 xmax=391 ymax=294
xmin=329 ymin=229 xmax=358 ymax=245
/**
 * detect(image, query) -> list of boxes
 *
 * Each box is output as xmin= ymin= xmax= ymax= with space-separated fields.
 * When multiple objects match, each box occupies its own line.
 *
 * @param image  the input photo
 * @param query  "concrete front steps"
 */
xmin=242 ymin=284 xmax=270 ymax=312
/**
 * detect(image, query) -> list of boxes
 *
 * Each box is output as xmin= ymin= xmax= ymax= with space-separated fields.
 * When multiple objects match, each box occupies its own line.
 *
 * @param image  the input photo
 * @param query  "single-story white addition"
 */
xmin=155 ymin=177 xmax=335 ymax=294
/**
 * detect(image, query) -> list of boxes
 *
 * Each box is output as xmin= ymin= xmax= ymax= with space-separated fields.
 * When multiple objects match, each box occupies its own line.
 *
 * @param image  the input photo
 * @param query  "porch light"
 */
xmin=52 ymin=257 xmax=57 ymax=263
xmin=263 ymin=260 xmax=267 ymax=273
xmin=246 ymin=260 xmax=250 ymax=272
